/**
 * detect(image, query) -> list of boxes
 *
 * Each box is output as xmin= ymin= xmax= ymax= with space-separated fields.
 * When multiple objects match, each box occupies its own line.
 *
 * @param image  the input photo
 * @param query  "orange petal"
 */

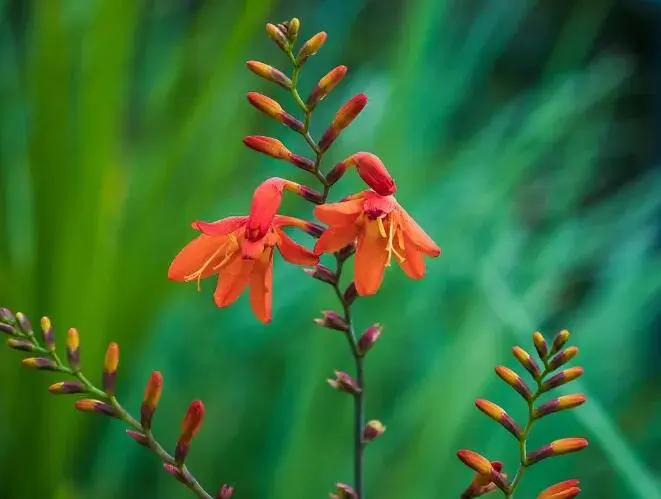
xmin=246 ymin=178 xmax=288 ymax=241
xmin=314 ymin=223 xmax=360 ymax=255
xmin=168 ymin=234 xmax=225 ymax=281
xmin=192 ymin=216 xmax=247 ymax=236
xmin=314 ymin=198 xmax=364 ymax=226
xmin=354 ymin=221 xmax=388 ymax=296
xmin=241 ymin=236 xmax=266 ymax=260
xmin=275 ymin=228 xmax=318 ymax=265
xmin=397 ymin=232 xmax=426 ymax=279
xmin=213 ymin=255 xmax=254 ymax=307
xmin=249 ymin=249 xmax=273 ymax=324
xmin=398 ymin=208 xmax=440 ymax=256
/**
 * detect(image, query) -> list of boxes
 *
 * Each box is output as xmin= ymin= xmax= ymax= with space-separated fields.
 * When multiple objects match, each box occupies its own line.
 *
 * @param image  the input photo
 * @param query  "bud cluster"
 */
xmin=457 ymin=329 xmax=588 ymax=498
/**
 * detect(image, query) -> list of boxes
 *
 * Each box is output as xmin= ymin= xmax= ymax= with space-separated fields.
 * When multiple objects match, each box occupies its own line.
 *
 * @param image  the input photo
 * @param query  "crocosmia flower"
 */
xmin=314 ymin=190 xmax=440 ymax=296
xmin=169 ymin=178 xmax=320 ymax=324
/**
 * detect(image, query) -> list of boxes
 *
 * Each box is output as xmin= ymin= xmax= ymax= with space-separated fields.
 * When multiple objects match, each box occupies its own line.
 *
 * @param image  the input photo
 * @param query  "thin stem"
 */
xmin=285 ymin=47 xmax=365 ymax=497
xmin=13 ymin=325 xmax=213 ymax=499
xmin=505 ymin=364 xmax=549 ymax=499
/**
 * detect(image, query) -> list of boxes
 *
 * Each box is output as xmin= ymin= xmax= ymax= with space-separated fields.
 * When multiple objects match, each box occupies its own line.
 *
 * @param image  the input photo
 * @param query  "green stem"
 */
xmin=14 ymin=326 xmax=213 ymax=499
xmin=286 ymin=48 xmax=364 ymax=497
xmin=505 ymin=365 xmax=549 ymax=499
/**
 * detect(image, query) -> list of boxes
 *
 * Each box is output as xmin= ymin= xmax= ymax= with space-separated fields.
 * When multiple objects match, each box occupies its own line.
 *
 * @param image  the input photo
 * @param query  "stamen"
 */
xmin=376 ymin=216 xmax=406 ymax=267
xmin=184 ymin=247 xmax=223 ymax=291
xmin=376 ymin=216 xmax=387 ymax=238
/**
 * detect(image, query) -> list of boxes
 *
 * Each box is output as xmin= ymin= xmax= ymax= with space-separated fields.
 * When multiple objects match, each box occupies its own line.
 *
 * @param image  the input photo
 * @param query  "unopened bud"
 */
xmin=532 ymin=331 xmax=548 ymax=360
xmin=175 ymin=400 xmax=205 ymax=465
xmin=247 ymin=92 xmax=304 ymax=133
xmin=22 ymin=357 xmax=58 ymax=371
xmin=533 ymin=394 xmax=586 ymax=419
xmin=314 ymin=310 xmax=349 ymax=332
xmin=163 ymin=463 xmax=187 ymax=484
xmin=494 ymin=365 xmax=532 ymax=401
xmin=512 ymin=346 xmax=542 ymax=379
xmin=7 ymin=338 xmax=36 ymax=352
xmin=343 ymin=282 xmax=358 ymax=306
xmin=551 ymin=329 xmax=570 ymax=355
xmin=327 ymin=370 xmax=361 ymax=395
xmin=363 ymin=420 xmax=386 ymax=443
xmin=287 ymin=18 xmax=300 ymax=41
xmin=347 ymin=152 xmax=396 ymax=196
xmin=527 ymin=438 xmax=588 ymax=465
xmin=265 ymin=23 xmax=289 ymax=51
xmin=541 ymin=367 xmax=584 ymax=392
xmin=15 ymin=312 xmax=33 ymax=336
xmin=304 ymin=265 xmax=337 ymax=285
xmin=297 ymin=32 xmax=327 ymax=66
xmin=548 ymin=346 xmax=579 ymax=371
xmin=358 ymin=324 xmax=382 ymax=355
xmin=40 ymin=316 xmax=55 ymax=351
xmin=75 ymin=399 xmax=119 ymax=418
xmin=307 ymin=65 xmax=348 ymax=110
xmin=141 ymin=371 xmax=163 ymax=430
xmin=475 ymin=399 xmax=523 ymax=439
xmin=537 ymin=480 xmax=581 ymax=499
xmin=318 ymin=94 xmax=368 ymax=152
xmin=246 ymin=61 xmax=292 ymax=89
xmin=49 ymin=381 xmax=86 ymax=395
xmin=103 ymin=342 xmax=120 ymax=395
xmin=66 ymin=328 xmax=80 ymax=371
xmin=0 ymin=307 xmax=16 ymax=325
xmin=126 ymin=429 xmax=150 ymax=448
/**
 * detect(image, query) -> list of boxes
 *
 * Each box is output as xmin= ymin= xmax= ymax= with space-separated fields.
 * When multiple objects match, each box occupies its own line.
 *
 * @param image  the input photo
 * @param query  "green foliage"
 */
xmin=1 ymin=1 xmax=659 ymax=498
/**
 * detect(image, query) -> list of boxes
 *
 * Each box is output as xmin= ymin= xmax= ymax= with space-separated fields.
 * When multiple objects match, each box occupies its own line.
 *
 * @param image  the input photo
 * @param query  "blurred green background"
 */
xmin=2 ymin=0 xmax=661 ymax=497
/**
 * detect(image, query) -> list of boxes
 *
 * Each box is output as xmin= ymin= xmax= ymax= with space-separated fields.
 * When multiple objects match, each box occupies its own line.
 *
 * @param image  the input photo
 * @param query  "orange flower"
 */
xmin=169 ymin=215 xmax=318 ymax=323
xmin=314 ymin=190 xmax=440 ymax=295
xmin=169 ymin=178 xmax=321 ymax=323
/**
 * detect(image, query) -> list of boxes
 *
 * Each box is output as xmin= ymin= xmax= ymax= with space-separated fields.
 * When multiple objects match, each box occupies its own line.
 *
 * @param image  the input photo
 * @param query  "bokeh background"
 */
xmin=2 ymin=0 xmax=661 ymax=497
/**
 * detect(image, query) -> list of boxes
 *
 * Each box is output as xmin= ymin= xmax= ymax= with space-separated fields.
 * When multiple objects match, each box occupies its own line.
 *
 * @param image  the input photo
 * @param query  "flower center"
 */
xmin=376 ymin=215 xmax=406 ymax=267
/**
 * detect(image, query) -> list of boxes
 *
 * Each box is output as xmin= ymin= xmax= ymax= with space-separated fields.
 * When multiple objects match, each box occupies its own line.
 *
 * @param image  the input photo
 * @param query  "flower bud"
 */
xmin=141 ymin=371 xmax=163 ymax=430
xmin=75 ymin=399 xmax=119 ymax=418
xmin=548 ymin=346 xmax=579 ymax=371
xmin=475 ymin=399 xmax=523 ymax=439
xmin=314 ymin=310 xmax=349 ymax=332
xmin=343 ymin=282 xmax=358 ymax=306
xmin=318 ymin=94 xmax=368 ymax=152
xmin=296 ymin=32 xmax=327 ymax=66
xmin=457 ymin=451 xmax=508 ymax=494
xmin=40 ymin=316 xmax=55 ymax=351
xmin=304 ymin=264 xmax=337 ymax=285
xmin=126 ymin=429 xmax=150 ymax=448
xmin=0 ymin=307 xmax=16 ymax=325
xmin=307 ymin=65 xmax=347 ymax=110
xmin=512 ymin=346 xmax=542 ymax=379
xmin=175 ymin=400 xmax=205 ymax=465
xmin=49 ymin=381 xmax=86 ymax=395
xmin=296 ymin=185 xmax=325 ymax=204
xmin=346 ymin=152 xmax=396 ymax=196
xmin=246 ymin=61 xmax=292 ymax=89
xmin=336 ymin=241 xmax=356 ymax=262
xmin=0 ymin=323 xmax=15 ymax=335
xmin=330 ymin=483 xmax=357 ymax=499
xmin=103 ymin=342 xmax=120 ymax=395
xmin=358 ymin=324 xmax=382 ymax=355
xmin=66 ymin=328 xmax=81 ymax=371
xmin=327 ymin=370 xmax=361 ymax=395
xmin=22 ymin=357 xmax=58 ymax=371
xmin=265 ymin=23 xmax=289 ymax=51
xmin=7 ymin=338 xmax=36 ymax=352
xmin=287 ymin=18 xmax=300 ymax=41
xmin=494 ymin=365 xmax=532 ymax=401
xmin=217 ymin=485 xmax=234 ymax=499
xmin=532 ymin=331 xmax=548 ymax=360
xmin=15 ymin=312 xmax=33 ymax=336
xmin=363 ymin=420 xmax=386 ymax=443
xmin=247 ymin=92 xmax=304 ymax=133
xmin=551 ymin=329 xmax=570 ymax=355
xmin=540 ymin=367 xmax=584 ymax=392
xmin=527 ymin=438 xmax=588 ymax=465
xmin=537 ymin=480 xmax=581 ymax=499
xmin=326 ymin=158 xmax=350 ymax=186
xmin=243 ymin=135 xmax=291 ymax=160
xmin=533 ymin=394 xmax=586 ymax=419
